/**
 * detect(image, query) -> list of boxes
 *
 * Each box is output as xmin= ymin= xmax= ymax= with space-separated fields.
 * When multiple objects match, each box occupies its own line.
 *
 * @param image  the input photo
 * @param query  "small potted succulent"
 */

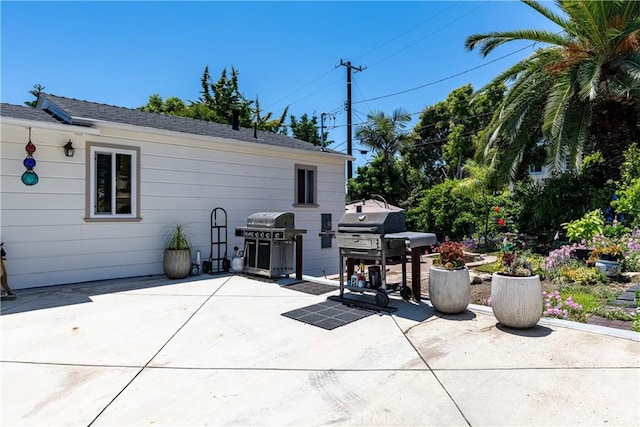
xmin=432 ymin=241 xmax=466 ymax=269
xmin=429 ymin=241 xmax=471 ymax=314
xmin=490 ymin=237 xmax=542 ymax=329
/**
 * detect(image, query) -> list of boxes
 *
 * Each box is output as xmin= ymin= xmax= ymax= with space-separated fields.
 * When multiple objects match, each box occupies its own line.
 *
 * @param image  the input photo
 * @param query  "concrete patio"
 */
xmin=1 ymin=273 xmax=639 ymax=426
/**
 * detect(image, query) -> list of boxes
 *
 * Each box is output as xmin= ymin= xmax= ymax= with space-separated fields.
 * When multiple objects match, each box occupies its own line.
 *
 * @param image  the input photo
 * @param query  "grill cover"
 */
xmin=246 ymin=212 xmax=294 ymax=229
xmin=338 ymin=200 xmax=405 ymax=235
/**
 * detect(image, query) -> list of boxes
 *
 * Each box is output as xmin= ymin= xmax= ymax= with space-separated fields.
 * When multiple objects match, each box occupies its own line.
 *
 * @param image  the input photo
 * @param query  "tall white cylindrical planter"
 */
xmin=491 ymin=272 xmax=542 ymax=328
xmin=428 ymin=266 xmax=471 ymax=314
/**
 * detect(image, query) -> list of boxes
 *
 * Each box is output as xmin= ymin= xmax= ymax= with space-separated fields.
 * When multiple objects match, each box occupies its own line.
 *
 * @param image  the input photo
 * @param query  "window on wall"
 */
xmin=529 ymin=164 xmax=544 ymax=174
xmin=295 ymin=164 xmax=317 ymax=206
xmin=88 ymin=143 xmax=140 ymax=220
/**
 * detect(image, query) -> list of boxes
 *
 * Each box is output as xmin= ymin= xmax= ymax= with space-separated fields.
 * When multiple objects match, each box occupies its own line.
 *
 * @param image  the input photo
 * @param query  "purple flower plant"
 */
xmin=542 ymin=290 xmax=583 ymax=320
xmin=545 ymin=243 xmax=585 ymax=271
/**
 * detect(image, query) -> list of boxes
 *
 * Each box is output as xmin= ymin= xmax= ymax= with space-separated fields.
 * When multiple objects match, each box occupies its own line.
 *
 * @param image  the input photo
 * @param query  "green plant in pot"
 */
xmin=563 ymin=210 xmax=604 ymax=260
xmin=490 ymin=236 xmax=542 ymax=329
xmin=429 ymin=241 xmax=470 ymax=314
xmin=588 ymin=240 xmax=624 ymax=278
xmin=163 ymin=224 xmax=192 ymax=279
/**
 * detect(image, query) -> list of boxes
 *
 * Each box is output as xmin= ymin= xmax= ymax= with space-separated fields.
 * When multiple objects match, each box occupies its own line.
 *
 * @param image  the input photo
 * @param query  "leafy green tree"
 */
xmin=138 ymin=94 xmax=187 ymax=115
xmin=511 ymin=153 xmax=615 ymax=241
xmin=198 ymin=65 xmax=253 ymax=126
xmin=465 ymin=0 xmax=640 ymax=181
xmin=612 ymin=143 xmax=640 ymax=225
xmin=24 ymin=83 xmax=45 ymax=107
xmin=137 ymin=65 xmax=290 ymax=133
xmin=407 ymin=179 xmax=481 ymax=240
xmin=289 ymin=113 xmax=330 ymax=145
xmin=347 ymin=156 xmax=409 ymax=207
xmin=402 ymin=83 xmax=504 ymax=193
xmin=254 ymin=97 xmax=288 ymax=134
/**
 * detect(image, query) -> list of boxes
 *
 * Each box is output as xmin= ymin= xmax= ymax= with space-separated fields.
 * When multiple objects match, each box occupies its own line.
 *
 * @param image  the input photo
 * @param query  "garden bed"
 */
xmin=468 ymin=264 xmax=639 ymax=329
xmin=398 ymin=255 xmax=639 ymax=331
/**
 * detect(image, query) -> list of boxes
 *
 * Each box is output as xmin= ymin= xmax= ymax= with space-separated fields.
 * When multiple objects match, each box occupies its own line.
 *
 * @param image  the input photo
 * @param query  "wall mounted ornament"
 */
xmin=21 ymin=127 xmax=39 ymax=186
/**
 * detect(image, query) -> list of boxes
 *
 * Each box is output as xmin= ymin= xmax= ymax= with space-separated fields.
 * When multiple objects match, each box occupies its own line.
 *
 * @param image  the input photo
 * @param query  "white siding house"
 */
xmin=0 ymin=95 xmax=349 ymax=289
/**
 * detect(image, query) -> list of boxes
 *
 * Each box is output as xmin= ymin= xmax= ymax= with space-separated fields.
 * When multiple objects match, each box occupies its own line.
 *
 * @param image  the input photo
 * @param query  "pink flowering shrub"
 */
xmin=545 ymin=244 xmax=578 ymax=271
xmin=542 ymin=290 xmax=583 ymax=320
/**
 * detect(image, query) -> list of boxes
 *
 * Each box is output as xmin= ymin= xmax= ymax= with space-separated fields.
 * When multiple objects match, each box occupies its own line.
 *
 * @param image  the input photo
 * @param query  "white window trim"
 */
xmin=293 ymin=164 xmax=318 ymax=207
xmin=529 ymin=164 xmax=544 ymax=174
xmin=86 ymin=142 xmax=141 ymax=222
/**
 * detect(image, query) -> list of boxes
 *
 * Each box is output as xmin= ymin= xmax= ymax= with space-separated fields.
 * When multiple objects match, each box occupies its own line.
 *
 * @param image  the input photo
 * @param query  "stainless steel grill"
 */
xmin=337 ymin=199 xmax=436 ymax=306
xmin=235 ymin=212 xmax=306 ymax=278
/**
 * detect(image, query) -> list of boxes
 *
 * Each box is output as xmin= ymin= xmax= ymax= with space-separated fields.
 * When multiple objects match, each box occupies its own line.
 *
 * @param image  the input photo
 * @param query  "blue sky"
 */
xmin=1 ymin=1 xmax=560 ymax=166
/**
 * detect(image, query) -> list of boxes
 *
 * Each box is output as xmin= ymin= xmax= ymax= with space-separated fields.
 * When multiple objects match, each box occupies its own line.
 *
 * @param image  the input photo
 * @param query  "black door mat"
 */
xmin=327 ymin=295 xmax=398 ymax=313
xmin=282 ymin=281 xmax=339 ymax=295
xmin=281 ymin=299 xmax=375 ymax=330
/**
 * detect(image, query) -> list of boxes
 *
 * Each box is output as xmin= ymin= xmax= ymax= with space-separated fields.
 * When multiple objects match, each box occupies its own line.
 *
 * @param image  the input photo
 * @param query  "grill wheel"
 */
xmin=375 ymin=290 xmax=389 ymax=307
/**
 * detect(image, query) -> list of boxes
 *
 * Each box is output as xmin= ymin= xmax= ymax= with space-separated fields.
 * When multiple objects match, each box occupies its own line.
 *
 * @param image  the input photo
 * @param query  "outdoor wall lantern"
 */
xmin=63 ymin=140 xmax=75 ymax=157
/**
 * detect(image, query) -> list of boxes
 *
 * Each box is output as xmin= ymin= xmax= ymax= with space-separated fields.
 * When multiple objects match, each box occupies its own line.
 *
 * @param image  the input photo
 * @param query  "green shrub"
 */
xmin=560 ymin=289 xmax=600 ymax=312
xmin=510 ymin=155 xmax=614 ymax=243
xmin=552 ymin=265 xmax=605 ymax=287
xmin=564 ymin=210 xmax=605 ymax=243
xmin=591 ymin=307 xmax=635 ymax=321
xmin=408 ymin=180 xmax=480 ymax=240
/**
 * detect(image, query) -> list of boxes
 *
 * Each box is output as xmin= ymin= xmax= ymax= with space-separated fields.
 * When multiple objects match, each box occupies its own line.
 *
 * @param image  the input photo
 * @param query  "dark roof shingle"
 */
xmin=0 ymin=103 xmax=64 ymax=123
xmin=36 ymin=94 xmax=340 ymax=154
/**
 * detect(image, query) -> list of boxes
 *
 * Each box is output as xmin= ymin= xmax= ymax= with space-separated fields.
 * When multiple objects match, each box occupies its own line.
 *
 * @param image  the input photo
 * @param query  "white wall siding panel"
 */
xmin=1 ymin=120 xmax=346 ymax=289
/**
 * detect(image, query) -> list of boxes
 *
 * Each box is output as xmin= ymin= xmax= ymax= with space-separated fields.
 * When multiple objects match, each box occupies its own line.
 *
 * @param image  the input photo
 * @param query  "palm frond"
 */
xmin=543 ymin=77 xmax=572 ymax=139
xmin=576 ymin=59 xmax=604 ymax=100
xmin=465 ymin=30 xmax=570 ymax=56
xmin=620 ymin=52 xmax=640 ymax=80
xmin=521 ymin=0 xmax=569 ymax=29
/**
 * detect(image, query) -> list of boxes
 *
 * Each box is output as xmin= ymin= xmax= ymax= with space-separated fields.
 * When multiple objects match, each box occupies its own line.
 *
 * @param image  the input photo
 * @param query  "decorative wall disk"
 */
xmin=21 ymin=127 xmax=38 ymax=186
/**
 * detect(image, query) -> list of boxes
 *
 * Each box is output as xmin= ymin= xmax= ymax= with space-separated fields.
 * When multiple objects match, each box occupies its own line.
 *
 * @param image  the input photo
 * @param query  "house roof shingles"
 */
xmin=0 ymin=103 xmax=64 ymax=124
xmin=1 ymin=94 xmax=342 ymax=155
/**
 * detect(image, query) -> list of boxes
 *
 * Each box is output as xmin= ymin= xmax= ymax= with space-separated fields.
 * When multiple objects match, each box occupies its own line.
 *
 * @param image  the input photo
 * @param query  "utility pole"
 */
xmin=320 ymin=112 xmax=326 ymax=151
xmin=320 ymin=111 xmax=335 ymax=151
xmin=339 ymin=59 xmax=365 ymax=180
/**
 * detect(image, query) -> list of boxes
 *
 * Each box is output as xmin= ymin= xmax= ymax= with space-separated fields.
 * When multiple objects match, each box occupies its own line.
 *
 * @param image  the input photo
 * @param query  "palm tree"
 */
xmin=465 ymin=0 xmax=640 ymax=181
xmin=356 ymin=108 xmax=412 ymax=179
xmin=456 ymin=160 xmax=503 ymax=249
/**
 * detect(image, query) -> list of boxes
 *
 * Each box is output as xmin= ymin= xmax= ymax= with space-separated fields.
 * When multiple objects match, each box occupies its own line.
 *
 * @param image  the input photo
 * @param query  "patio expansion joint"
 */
xmin=429 ymin=366 xmax=640 ymax=372
xmin=141 ymin=366 xmax=438 ymax=372
xmin=391 ymin=315 xmax=473 ymax=427
xmin=86 ymin=274 xmax=235 ymax=427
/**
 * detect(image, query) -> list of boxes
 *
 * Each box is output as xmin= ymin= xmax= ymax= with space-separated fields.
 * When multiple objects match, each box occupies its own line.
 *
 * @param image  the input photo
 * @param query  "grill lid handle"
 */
xmin=338 ymin=226 xmax=378 ymax=233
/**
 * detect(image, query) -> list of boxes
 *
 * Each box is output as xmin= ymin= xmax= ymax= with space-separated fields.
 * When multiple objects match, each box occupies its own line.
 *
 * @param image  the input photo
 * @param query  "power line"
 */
xmin=264 ymin=68 xmax=339 ymax=111
xmin=364 ymin=1 xmax=489 ymax=70
xmin=263 ymin=2 xmax=476 ymax=114
xmin=353 ymin=42 xmax=536 ymax=104
xmin=353 ymin=1 xmax=463 ymax=63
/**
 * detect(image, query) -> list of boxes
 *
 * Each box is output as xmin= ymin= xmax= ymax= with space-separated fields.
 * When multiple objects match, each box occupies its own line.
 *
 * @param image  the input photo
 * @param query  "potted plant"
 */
xmin=163 ymin=224 xmax=192 ymax=279
xmin=428 ymin=241 xmax=471 ymax=314
xmin=563 ymin=210 xmax=604 ymax=260
xmin=490 ymin=237 xmax=542 ymax=329
xmin=588 ymin=242 xmax=624 ymax=278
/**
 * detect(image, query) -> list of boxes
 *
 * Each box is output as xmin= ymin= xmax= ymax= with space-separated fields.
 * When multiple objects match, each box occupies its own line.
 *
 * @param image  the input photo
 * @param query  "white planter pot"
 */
xmin=594 ymin=259 xmax=621 ymax=278
xmin=428 ymin=266 xmax=471 ymax=314
xmin=491 ymin=273 xmax=542 ymax=329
